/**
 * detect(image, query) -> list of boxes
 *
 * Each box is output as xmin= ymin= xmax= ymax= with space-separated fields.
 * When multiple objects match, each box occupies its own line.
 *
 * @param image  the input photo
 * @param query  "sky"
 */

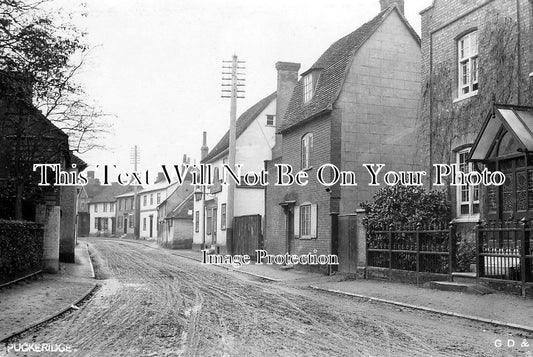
xmin=50 ymin=0 xmax=433 ymax=178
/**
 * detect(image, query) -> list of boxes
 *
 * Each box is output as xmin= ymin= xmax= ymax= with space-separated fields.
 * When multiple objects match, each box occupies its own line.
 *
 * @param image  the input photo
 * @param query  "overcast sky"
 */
xmin=52 ymin=0 xmax=432 ymax=178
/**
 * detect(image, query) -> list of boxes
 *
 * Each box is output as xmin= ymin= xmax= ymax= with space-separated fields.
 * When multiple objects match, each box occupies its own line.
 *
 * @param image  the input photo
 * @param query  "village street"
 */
xmin=5 ymin=238 xmax=526 ymax=357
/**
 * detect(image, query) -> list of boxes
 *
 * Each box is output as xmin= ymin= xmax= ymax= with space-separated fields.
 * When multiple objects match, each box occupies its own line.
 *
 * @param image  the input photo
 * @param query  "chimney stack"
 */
xmin=379 ymin=0 xmax=404 ymax=14
xmin=273 ymin=61 xmax=300 ymax=159
xmin=201 ymin=131 xmax=208 ymax=160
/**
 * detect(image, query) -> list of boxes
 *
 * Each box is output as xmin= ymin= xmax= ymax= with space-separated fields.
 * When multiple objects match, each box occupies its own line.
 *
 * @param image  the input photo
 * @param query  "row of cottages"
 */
xmin=192 ymin=93 xmax=277 ymax=253
xmin=87 ymin=183 xmax=132 ymax=236
xmin=419 ymin=0 xmax=533 ymax=243
xmin=265 ymin=1 xmax=422 ymax=271
xmin=0 ymin=71 xmax=87 ymax=270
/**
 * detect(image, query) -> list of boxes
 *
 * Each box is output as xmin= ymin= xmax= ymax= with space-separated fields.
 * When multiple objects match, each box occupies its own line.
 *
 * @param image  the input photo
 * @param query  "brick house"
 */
xmin=193 ymin=93 xmax=277 ymax=253
xmin=264 ymin=0 xmax=421 ymax=271
xmin=419 ymin=0 xmax=533 ymax=241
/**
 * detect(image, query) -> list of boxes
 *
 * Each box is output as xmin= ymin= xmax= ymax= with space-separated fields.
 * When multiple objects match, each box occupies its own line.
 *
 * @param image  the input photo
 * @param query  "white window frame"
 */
xmin=457 ymin=31 xmax=478 ymax=99
xmin=266 ymin=114 xmax=275 ymax=126
xmin=301 ymin=133 xmax=313 ymax=170
xmin=456 ymin=149 xmax=480 ymax=219
xmin=294 ymin=203 xmax=317 ymax=239
xmin=303 ymin=73 xmax=314 ymax=103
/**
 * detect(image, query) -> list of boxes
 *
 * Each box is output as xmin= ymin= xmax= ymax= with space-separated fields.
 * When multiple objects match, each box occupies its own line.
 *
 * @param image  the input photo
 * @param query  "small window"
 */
xmin=456 ymin=149 xmax=479 ymax=217
xmin=303 ymin=73 xmax=314 ymax=103
xmin=94 ymin=218 xmax=98 ymax=229
xmin=118 ymin=199 xmax=122 ymax=210
xmin=150 ymin=194 xmax=154 ymax=205
xmin=110 ymin=203 xmax=114 ymax=212
xmin=301 ymin=133 xmax=313 ymax=169
xmin=157 ymin=193 xmax=161 ymax=204
xmin=294 ymin=203 xmax=317 ymax=239
xmin=130 ymin=198 xmax=134 ymax=210
xmin=94 ymin=204 xmax=98 ymax=213
xmin=266 ymin=114 xmax=275 ymax=126
xmin=221 ymin=204 xmax=226 ymax=230
xmin=143 ymin=217 xmax=146 ymax=231
xmin=129 ymin=217 xmax=133 ymax=228
xmin=457 ymin=31 xmax=478 ymax=98
xmin=103 ymin=203 xmax=107 ymax=212
xmin=195 ymin=211 xmax=200 ymax=232
xmin=143 ymin=195 xmax=147 ymax=206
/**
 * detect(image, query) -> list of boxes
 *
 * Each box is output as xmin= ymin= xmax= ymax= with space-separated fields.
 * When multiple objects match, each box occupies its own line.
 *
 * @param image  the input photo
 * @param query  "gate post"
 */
xmin=449 ymin=220 xmax=456 ymax=281
xmin=388 ymin=223 xmax=393 ymax=281
xmin=475 ymin=219 xmax=483 ymax=283
xmin=520 ymin=217 xmax=528 ymax=297
xmin=416 ymin=223 xmax=421 ymax=286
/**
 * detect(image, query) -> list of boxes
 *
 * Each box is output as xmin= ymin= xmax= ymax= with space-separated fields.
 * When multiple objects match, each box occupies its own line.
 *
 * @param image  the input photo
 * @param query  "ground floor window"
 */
xmin=294 ymin=203 xmax=317 ymax=239
xmin=456 ymin=149 xmax=479 ymax=217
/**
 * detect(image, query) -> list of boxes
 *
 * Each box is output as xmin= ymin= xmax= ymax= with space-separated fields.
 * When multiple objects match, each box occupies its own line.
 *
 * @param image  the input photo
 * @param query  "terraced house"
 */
xmin=265 ymin=0 xmax=422 ymax=272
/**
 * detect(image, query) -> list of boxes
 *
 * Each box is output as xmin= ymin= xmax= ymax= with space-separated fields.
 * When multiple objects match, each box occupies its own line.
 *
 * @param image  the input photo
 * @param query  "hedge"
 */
xmin=0 ymin=219 xmax=43 ymax=284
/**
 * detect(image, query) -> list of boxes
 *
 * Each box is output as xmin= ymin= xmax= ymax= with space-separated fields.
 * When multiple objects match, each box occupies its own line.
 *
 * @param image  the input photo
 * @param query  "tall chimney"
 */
xmin=272 ymin=61 xmax=300 ymax=159
xmin=379 ymin=0 xmax=404 ymax=14
xmin=201 ymin=131 xmax=208 ymax=160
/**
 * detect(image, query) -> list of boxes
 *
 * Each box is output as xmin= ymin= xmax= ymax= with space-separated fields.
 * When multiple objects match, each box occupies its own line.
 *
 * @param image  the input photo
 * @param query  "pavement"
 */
xmin=135 ymin=240 xmax=533 ymax=332
xmin=0 ymin=243 xmax=98 ymax=342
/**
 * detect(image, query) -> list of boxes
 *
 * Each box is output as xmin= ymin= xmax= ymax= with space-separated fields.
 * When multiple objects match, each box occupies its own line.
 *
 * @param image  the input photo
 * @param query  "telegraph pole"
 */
xmin=222 ymin=54 xmax=245 ymax=254
xmin=130 ymin=145 xmax=140 ymax=239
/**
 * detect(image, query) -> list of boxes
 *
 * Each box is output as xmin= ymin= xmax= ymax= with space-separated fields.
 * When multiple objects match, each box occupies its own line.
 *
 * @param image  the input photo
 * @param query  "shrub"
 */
xmin=360 ymin=186 xmax=451 ymax=232
xmin=0 ymin=220 xmax=43 ymax=283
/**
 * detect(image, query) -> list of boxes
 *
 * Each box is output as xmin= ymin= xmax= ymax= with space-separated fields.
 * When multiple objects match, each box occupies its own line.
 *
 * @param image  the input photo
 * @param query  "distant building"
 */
xmin=139 ymin=177 xmax=178 ymax=239
xmin=88 ymin=184 xmax=131 ymax=237
xmin=115 ymin=190 xmax=137 ymax=238
xmin=158 ymin=191 xmax=194 ymax=249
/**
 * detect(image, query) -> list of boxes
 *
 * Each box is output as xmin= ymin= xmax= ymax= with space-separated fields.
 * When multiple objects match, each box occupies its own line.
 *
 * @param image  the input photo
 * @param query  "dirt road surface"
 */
xmin=6 ymin=238 xmax=531 ymax=356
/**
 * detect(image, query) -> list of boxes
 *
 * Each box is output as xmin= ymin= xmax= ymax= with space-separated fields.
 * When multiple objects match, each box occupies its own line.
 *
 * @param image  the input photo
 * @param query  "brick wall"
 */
xmin=337 ymin=10 xmax=422 ymax=213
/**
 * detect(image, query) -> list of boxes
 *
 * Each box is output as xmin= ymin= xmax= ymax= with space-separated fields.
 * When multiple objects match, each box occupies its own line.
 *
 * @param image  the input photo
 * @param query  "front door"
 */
xmin=149 ymin=215 xmax=153 ymax=237
xmin=124 ymin=218 xmax=128 ymax=234
xmin=212 ymin=208 xmax=218 ymax=245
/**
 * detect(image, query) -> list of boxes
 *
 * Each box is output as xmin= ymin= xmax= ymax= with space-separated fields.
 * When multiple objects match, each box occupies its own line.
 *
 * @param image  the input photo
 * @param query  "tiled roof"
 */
xmin=279 ymin=5 xmax=417 ymax=133
xmin=167 ymin=193 xmax=194 ymax=219
xmin=90 ymin=183 xmax=132 ymax=203
xmin=201 ymin=92 xmax=276 ymax=163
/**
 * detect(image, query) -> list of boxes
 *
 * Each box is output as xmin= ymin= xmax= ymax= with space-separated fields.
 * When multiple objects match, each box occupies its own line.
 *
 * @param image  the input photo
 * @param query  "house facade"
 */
xmin=139 ymin=179 xmax=178 ymax=239
xmin=88 ymin=184 xmax=131 ymax=237
xmin=115 ymin=191 xmax=137 ymax=238
xmin=193 ymin=93 xmax=277 ymax=253
xmin=265 ymin=1 xmax=421 ymax=271
xmin=420 ymin=0 xmax=533 ymax=239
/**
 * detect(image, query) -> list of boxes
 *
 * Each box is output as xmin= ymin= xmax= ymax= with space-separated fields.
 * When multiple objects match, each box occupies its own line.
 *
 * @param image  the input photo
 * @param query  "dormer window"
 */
xmin=266 ymin=114 xmax=275 ymax=126
xmin=303 ymin=73 xmax=314 ymax=103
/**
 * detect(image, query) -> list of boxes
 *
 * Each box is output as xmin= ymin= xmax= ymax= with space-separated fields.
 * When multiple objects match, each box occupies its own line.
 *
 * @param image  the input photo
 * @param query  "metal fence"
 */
xmin=367 ymin=223 xmax=455 ymax=285
xmin=476 ymin=219 xmax=532 ymax=296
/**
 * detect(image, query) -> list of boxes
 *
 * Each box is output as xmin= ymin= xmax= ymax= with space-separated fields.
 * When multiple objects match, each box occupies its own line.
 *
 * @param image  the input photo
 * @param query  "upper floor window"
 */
xmin=266 ymin=114 xmax=275 ymax=126
xmin=103 ymin=203 xmax=107 ymax=212
xmin=150 ymin=194 xmax=154 ymax=205
xmin=110 ymin=203 xmax=114 ymax=212
xmin=303 ymin=73 xmax=314 ymax=103
xmin=457 ymin=149 xmax=479 ymax=217
xmin=458 ymin=31 xmax=478 ymax=98
xmin=157 ymin=193 xmax=161 ymax=204
xmin=143 ymin=195 xmax=147 ymax=206
xmin=118 ymin=199 xmax=122 ymax=211
xmin=94 ymin=204 xmax=98 ymax=213
xmin=301 ymin=133 xmax=313 ymax=169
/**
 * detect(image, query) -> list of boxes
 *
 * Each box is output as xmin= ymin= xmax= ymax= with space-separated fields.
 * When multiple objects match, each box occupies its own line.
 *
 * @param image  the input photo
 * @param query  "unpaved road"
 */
xmin=8 ymin=238 xmax=531 ymax=356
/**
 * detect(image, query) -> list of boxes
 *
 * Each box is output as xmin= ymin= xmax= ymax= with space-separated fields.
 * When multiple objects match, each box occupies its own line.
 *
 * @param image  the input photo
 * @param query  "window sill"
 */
xmin=453 ymin=91 xmax=478 ymax=103
xmin=296 ymin=235 xmax=316 ymax=240
xmin=454 ymin=214 xmax=480 ymax=223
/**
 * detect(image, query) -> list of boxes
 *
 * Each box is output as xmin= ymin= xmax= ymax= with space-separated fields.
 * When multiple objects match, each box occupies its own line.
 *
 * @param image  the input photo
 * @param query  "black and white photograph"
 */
xmin=1 ymin=0 xmax=532 ymax=356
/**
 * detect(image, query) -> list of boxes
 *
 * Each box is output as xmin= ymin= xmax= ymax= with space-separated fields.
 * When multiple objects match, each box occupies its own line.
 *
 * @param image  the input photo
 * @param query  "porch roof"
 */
xmin=469 ymin=104 xmax=533 ymax=162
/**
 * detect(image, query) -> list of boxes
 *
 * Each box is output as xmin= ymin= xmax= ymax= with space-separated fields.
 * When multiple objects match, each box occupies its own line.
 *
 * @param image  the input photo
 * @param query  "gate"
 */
xmin=338 ymin=214 xmax=358 ymax=273
xmin=232 ymin=214 xmax=262 ymax=258
xmin=476 ymin=219 xmax=533 ymax=296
